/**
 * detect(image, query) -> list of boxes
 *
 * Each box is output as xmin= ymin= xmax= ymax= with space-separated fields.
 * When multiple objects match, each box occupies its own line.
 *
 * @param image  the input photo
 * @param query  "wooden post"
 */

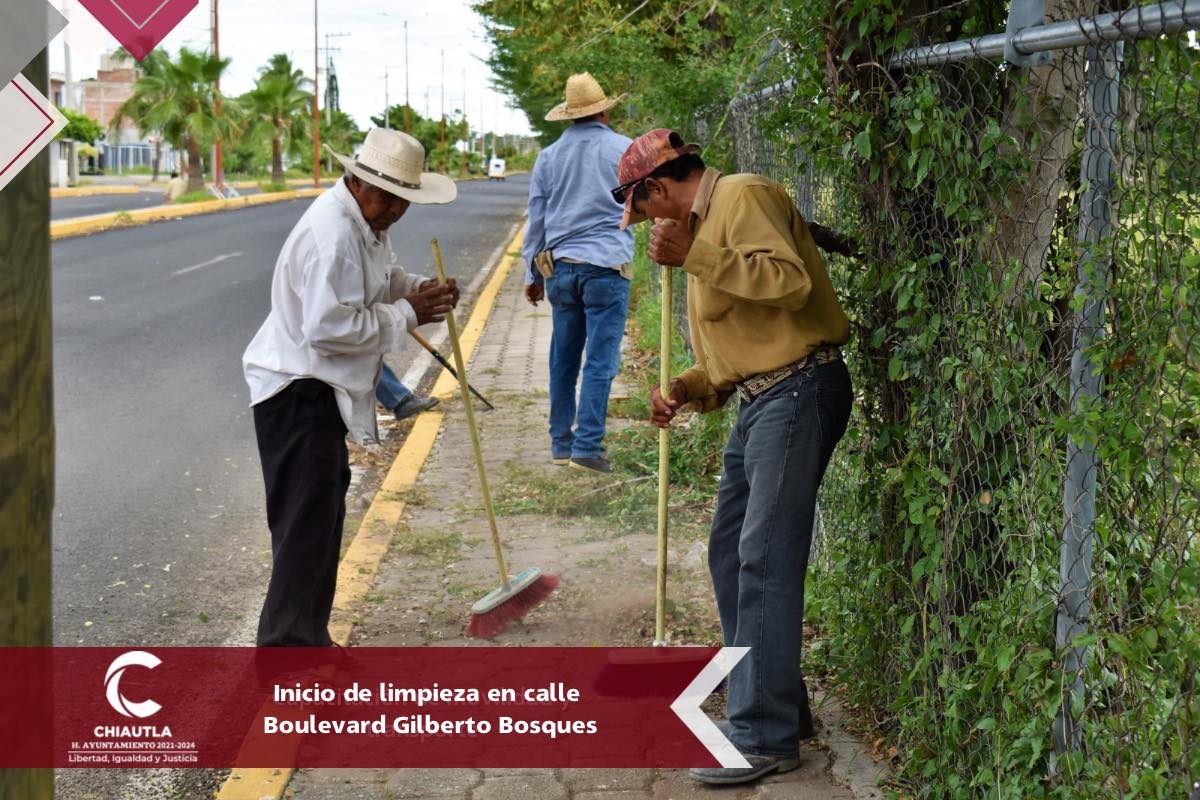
xmin=0 ymin=47 xmax=56 ymax=799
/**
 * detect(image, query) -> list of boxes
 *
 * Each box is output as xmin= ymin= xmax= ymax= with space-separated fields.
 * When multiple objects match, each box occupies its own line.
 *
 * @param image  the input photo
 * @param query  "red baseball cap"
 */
xmin=613 ymin=129 xmax=700 ymax=230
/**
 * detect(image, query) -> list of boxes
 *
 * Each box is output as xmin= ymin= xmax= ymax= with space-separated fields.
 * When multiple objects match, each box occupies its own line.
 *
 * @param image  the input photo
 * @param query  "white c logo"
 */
xmin=104 ymin=650 xmax=162 ymax=719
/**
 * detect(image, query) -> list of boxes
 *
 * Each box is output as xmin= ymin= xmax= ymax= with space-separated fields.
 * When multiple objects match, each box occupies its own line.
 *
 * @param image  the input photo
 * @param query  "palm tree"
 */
xmin=245 ymin=54 xmax=312 ymax=184
xmin=113 ymin=48 xmax=234 ymax=193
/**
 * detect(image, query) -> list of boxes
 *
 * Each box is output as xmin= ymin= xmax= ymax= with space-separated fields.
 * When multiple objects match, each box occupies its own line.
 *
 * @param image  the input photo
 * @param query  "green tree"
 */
xmin=113 ymin=47 xmax=236 ymax=193
xmin=370 ymin=104 xmax=469 ymax=173
xmin=472 ymin=0 xmax=778 ymax=145
xmin=56 ymin=107 xmax=102 ymax=143
xmin=245 ymin=53 xmax=313 ymax=184
xmin=320 ymin=108 xmax=363 ymax=163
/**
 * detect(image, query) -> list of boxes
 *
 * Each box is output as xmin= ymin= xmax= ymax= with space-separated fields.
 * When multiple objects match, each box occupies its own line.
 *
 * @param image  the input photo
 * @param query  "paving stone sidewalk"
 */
xmin=286 ymin=265 xmax=886 ymax=800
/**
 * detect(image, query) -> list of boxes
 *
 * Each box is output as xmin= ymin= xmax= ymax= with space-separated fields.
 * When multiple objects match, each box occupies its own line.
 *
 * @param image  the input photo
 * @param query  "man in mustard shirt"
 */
xmin=614 ymin=129 xmax=853 ymax=785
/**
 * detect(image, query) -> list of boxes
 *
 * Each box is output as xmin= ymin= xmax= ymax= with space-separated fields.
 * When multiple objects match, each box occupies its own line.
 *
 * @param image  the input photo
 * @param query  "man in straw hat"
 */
xmin=243 ymin=128 xmax=459 ymax=648
xmin=522 ymin=72 xmax=633 ymax=474
xmin=615 ymin=129 xmax=853 ymax=784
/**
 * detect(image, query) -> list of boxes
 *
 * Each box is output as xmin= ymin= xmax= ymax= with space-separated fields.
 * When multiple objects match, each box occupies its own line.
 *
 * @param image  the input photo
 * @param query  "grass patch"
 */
xmin=389 ymin=527 xmax=467 ymax=563
xmin=172 ymin=190 xmax=215 ymax=204
xmin=258 ymin=181 xmax=289 ymax=193
xmin=378 ymin=485 xmax=431 ymax=507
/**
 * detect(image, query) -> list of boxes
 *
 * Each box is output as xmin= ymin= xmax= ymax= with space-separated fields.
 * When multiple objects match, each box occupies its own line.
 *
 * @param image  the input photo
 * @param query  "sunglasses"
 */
xmin=610 ymin=176 xmax=647 ymax=204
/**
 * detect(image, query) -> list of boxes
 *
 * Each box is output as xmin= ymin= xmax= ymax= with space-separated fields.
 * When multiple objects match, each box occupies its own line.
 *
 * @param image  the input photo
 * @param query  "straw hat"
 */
xmin=324 ymin=128 xmax=456 ymax=204
xmin=544 ymin=73 xmax=627 ymax=122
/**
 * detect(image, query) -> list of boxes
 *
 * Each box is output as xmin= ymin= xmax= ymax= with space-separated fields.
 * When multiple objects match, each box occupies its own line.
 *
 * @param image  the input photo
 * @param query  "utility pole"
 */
xmin=384 ymin=65 xmax=389 ymax=129
xmin=0 ymin=44 xmax=54 ymax=800
xmin=321 ymin=31 xmax=349 ymax=125
xmin=312 ymin=0 xmax=320 ymax=188
xmin=61 ymin=1 xmax=73 ymax=110
xmin=321 ymin=32 xmax=348 ymax=173
xmin=404 ymin=20 xmax=410 ymax=133
xmin=211 ymin=0 xmax=223 ymax=190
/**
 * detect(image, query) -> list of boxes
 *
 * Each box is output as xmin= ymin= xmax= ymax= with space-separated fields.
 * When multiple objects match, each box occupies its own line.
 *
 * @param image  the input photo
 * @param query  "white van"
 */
xmin=487 ymin=157 xmax=507 ymax=181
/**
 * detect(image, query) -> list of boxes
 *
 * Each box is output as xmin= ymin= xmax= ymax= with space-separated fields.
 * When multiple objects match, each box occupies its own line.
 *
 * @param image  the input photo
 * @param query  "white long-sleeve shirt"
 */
xmin=243 ymin=179 xmax=426 ymax=444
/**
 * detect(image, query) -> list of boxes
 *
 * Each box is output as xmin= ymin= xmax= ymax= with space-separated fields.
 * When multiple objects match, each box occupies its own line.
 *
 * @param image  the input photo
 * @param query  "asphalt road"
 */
xmin=51 ymin=189 xmax=167 ymax=219
xmin=50 ymin=174 xmax=529 ymax=797
xmin=49 ymin=184 xmax=333 ymax=220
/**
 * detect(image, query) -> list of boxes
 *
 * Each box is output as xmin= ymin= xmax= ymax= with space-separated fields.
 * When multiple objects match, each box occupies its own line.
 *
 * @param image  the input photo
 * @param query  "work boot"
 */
xmin=688 ymin=753 xmax=802 ymax=785
xmin=393 ymin=394 xmax=439 ymax=420
xmin=569 ymin=455 xmax=611 ymax=474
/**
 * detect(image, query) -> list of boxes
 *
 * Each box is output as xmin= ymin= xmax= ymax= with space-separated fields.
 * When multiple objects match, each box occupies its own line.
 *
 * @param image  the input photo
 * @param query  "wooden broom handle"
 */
xmin=430 ymin=239 xmax=509 ymax=587
xmin=656 ymin=263 xmax=672 ymax=646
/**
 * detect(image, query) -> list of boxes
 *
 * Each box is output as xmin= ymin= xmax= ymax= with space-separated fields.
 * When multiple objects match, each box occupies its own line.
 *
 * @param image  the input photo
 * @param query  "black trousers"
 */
xmin=253 ymin=378 xmax=351 ymax=647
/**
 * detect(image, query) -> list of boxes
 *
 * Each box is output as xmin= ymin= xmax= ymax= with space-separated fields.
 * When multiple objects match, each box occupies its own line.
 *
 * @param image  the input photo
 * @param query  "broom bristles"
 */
xmin=466 ymin=574 xmax=559 ymax=639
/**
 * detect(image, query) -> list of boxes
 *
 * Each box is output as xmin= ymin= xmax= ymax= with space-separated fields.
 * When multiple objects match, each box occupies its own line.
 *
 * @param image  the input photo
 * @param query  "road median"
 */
xmin=49 ymin=187 xmax=324 ymax=240
xmin=50 ymin=184 xmax=142 ymax=198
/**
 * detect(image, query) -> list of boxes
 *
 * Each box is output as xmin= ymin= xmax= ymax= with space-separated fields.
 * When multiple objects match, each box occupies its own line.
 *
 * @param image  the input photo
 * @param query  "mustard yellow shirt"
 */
xmin=675 ymin=169 xmax=850 ymax=412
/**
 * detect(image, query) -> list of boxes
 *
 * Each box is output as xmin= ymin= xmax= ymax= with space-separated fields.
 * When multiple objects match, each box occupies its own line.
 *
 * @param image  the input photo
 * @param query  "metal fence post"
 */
xmin=1054 ymin=39 xmax=1121 ymax=756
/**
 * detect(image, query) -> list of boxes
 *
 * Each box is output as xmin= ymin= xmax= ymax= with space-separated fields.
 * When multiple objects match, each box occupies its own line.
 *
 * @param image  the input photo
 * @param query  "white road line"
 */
xmin=173 ymin=251 xmax=244 ymax=277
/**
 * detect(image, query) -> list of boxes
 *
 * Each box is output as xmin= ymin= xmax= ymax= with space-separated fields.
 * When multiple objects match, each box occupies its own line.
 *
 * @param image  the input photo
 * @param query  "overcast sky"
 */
xmin=47 ymin=0 xmax=535 ymax=136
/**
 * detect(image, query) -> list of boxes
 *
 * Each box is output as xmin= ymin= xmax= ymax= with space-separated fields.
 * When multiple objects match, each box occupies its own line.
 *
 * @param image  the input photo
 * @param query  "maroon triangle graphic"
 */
xmin=77 ymin=0 xmax=199 ymax=61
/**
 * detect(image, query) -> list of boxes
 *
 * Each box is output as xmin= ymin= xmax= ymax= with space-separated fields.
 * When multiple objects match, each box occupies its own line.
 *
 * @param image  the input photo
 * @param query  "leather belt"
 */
xmin=735 ymin=346 xmax=842 ymax=404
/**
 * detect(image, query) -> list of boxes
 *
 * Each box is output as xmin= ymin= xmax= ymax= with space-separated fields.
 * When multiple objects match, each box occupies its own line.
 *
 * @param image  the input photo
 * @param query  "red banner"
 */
xmin=0 ymin=647 xmax=730 ymax=768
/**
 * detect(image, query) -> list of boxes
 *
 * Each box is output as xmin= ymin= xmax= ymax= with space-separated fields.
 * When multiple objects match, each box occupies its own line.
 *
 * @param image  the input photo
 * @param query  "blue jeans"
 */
xmin=545 ymin=261 xmax=630 ymax=458
xmin=374 ymin=363 xmax=412 ymax=410
xmin=709 ymin=360 xmax=852 ymax=756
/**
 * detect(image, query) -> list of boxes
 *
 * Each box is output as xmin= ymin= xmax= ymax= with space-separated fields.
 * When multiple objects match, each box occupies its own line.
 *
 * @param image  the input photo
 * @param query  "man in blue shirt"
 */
xmin=523 ymin=73 xmax=634 ymax=474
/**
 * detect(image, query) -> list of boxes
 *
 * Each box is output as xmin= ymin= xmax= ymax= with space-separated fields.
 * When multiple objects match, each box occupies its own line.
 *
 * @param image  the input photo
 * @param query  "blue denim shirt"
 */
xmin=522 ymin=121 xmax=635 ymax=285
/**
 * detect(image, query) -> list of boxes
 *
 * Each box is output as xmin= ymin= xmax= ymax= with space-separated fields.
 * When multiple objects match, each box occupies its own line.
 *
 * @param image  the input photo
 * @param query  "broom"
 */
xmin=430 ymin=239 xmax=558 ymax=639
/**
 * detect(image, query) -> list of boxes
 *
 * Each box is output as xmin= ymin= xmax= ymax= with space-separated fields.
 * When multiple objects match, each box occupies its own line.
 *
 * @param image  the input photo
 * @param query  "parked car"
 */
xmin=488 ymin=158 xmax=507 ymax=181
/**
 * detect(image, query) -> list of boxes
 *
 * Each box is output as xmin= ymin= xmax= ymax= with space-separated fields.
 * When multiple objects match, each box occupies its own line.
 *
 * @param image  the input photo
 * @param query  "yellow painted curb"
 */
xmin=51 ymin=184 xmax=141 ymax=198
xmin=49 ymin=188 xmax=323 ymax=240
xmin=216 ymin=222 xmax=527 ymax=800
xmin=432 ymin=227 xmax=525 ymax=400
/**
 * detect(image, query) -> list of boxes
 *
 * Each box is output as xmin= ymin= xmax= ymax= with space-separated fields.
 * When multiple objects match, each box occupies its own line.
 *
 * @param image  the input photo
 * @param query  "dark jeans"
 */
xmin=709 ymin=360 xmax=852 ymax=756
xmin=374 ymin=362 xmax=412 ymax=410
xmin=545 ymin=261 xmax=630 ymax=458
xmin=253 ymin=378 xmax=350 ymax=647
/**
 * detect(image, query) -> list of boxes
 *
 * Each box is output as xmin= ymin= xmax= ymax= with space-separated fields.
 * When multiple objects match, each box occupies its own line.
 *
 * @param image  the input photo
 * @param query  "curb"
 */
xmin=49 ymin=188 xmax=324 ymax=240
xmin=214 ymin=224 xmax=526 ymax=800
xmin=50 ymin=185 xmax=141 ymax=198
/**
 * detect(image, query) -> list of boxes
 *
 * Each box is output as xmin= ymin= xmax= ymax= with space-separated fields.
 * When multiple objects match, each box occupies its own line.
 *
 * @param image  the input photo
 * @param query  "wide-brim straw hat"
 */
xmin=544 ymin=72 xmax=627 ymax=122
xmin=325 ymin=128 xmax=456 ymax=204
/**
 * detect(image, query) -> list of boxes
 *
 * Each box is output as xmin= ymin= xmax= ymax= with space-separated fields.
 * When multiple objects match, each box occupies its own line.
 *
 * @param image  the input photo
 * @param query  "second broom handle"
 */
xmin=431 ymin=239 xmax=509 ymax=587
xmin=656 ymin=263 xmax=672 ymax=645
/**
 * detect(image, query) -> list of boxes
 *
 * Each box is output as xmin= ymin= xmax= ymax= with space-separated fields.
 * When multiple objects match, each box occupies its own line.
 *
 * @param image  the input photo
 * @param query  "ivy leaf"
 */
xmin=854 ymin=130 xmax=872 ymax=160
xmin=915 ymin=148 xmax=933 ymax=185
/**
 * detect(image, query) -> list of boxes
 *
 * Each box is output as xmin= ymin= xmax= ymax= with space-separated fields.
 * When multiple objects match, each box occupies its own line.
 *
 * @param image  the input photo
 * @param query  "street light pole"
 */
xmin=312 ymin=0 xmax=320 ymax=188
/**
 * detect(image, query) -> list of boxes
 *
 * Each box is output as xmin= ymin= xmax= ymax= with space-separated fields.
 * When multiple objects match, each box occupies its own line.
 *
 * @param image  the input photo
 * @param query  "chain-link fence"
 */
xmin=720 ymin=2 xmax=1198 ymax=796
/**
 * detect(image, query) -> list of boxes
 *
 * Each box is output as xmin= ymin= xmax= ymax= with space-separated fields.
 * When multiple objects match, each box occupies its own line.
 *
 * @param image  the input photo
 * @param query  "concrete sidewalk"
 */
xmin=285 ymin=264 xmax=884 ymax=799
